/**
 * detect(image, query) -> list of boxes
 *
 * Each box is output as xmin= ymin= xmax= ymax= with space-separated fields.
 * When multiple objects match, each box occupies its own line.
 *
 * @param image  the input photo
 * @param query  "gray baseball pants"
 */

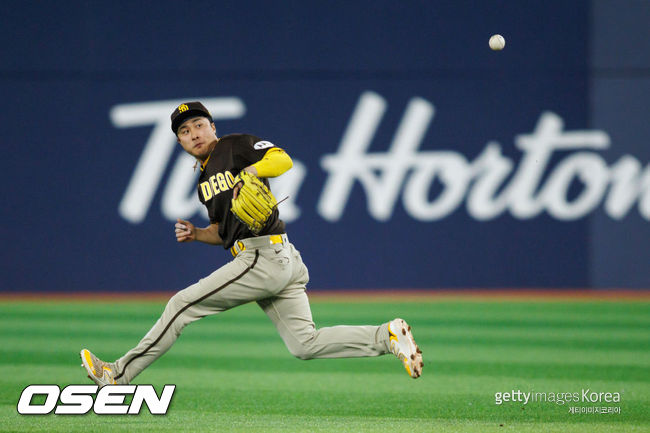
xmin=113 ymin=234 xmax=390 ymax=384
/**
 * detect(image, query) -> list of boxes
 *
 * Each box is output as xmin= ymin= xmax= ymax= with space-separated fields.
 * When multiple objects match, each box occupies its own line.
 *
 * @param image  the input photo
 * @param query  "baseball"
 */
xmin=489 ymin=34 xmax=505 ymax=51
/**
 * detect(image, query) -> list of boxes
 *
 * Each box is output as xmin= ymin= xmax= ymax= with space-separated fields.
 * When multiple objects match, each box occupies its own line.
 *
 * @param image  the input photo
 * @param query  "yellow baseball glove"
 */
xmin=230 ymin=171 xmax=277 ymax=234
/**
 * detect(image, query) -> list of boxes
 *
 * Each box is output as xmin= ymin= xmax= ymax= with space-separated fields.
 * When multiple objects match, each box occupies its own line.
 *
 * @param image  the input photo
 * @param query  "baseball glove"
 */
xmin=230 ymin=171 xmax=277 ymax=234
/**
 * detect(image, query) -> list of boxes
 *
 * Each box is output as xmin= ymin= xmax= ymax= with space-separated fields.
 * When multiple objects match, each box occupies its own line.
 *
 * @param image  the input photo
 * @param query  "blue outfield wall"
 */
xmin=1 ymin=1 xmax=648 ymax=292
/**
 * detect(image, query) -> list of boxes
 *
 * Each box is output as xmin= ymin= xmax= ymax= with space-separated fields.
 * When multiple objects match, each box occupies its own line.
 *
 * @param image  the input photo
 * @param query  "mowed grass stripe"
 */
xmin=3 ymin=323 xmax=648 ymax=368
xmin=3 ymin=310 xmax=648 ymax=338
xmin=3 ymin=348 xmax=649 ymax=382
xmin=139 ymin=354 xmax=650 ymax=382
xmin=312 ymin=301 xmax=650 ymax=319
xmin=3 ymin=320 xmax=648 ymax=361
xmin=3 ymin=316 xmax=648 ymax=351
xmin=316 ymin=311 xmax=650 ymax=326
xmin=4 ymin=339 xmax=649 ymax=367
xmin=1 ymin=300 xmax=648 ymax=323
xmin=434 ymin=326 xmax=650 ymax=341
xmin=427 ymin=335 xmax=648 ymax=350
xmin=2 ymin=329 xmax=647 ymax=358
xmin=0 ymin=319 xmax=283 ymax=340
xmin=5 ymin=310 xmax=649 ymax=342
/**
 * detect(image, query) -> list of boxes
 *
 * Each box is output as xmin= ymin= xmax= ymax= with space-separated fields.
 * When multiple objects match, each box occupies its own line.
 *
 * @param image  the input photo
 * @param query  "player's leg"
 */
xmin=84 ymin=250 xmax=264 ymax=385
xmin=258 ymin=285 xmax=390 ymax=359
xmin=257 ymin=242 xmax=389 ymax=358
xmin=257 ymin=242 xmax=423 ymax=377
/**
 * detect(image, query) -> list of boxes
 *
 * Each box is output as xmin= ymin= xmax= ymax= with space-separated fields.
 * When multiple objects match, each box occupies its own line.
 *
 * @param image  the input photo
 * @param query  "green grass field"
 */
xmin=0 ymin=297 xmax=648 ymax=432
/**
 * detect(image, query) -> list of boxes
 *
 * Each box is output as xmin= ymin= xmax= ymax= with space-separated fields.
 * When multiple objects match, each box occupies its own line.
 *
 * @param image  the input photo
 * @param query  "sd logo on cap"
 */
xmin=170 ymin=101 xmax=213 ymax=134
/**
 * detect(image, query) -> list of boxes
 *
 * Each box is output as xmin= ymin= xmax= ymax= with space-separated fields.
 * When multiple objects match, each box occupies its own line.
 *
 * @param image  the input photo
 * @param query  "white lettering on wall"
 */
xmin=113 ymin=92 xmax=649 ymax=225
xmin=318 ymin=91 xmax=649 ymax=222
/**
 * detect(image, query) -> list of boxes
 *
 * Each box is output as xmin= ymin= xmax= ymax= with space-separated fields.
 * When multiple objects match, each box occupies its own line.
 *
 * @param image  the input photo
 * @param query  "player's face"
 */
xmin=176 ymin=116 xmax=217 ymax=160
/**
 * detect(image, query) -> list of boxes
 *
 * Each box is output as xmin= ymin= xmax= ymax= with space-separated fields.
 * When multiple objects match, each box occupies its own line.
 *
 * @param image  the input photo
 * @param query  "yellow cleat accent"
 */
xmin=82 ymin=349 xmax=96 ymax=375
xmin=80 ymin=349 xmax=118 ymax=387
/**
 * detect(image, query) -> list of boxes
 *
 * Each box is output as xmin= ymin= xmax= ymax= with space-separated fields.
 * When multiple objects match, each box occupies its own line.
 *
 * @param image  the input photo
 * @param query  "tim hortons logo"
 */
xmin=17 ymin=384 xmax=175 ymax=415
xmin=111 ymin=93 xmax=649 ymax=224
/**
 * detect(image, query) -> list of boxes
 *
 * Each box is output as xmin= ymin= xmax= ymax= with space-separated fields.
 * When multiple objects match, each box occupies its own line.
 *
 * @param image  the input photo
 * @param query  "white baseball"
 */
xmin=489 ymin=34 xmax=505 ymax=51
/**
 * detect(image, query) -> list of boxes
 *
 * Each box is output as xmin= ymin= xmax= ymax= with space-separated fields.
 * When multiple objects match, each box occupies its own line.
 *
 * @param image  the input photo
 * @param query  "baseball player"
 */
xmin=80 ymin=101 xmax=423 ymax=386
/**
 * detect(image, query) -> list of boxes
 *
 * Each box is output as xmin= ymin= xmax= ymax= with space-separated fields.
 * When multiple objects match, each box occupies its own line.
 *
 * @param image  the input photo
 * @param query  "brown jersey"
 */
xmin=197 ymin=133 xmax=285 ymax=249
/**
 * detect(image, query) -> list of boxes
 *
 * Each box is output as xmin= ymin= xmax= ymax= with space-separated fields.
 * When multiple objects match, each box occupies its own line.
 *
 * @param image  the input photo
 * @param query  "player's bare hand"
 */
xmin=175 ymin=218 xmax=196 ymax=242
xmin=232 ymin=182 xmax=242 ymax=199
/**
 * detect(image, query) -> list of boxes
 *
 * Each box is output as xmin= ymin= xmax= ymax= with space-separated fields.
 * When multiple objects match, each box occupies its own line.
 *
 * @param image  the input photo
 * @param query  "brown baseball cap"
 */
xmin=170 ymin=101 xmax=213 ymax=134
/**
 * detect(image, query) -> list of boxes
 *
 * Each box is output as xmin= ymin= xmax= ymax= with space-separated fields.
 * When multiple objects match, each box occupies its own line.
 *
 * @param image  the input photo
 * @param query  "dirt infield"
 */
xmin=1 ymin=289 xmax=649 ymax=303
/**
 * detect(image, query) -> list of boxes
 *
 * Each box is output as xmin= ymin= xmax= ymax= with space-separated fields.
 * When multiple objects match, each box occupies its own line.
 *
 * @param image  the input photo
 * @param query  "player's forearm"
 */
xmin=195 ymin=224 xmax=223 ymax=245
xmin=250 ymin=148 xmax=293 ymax=178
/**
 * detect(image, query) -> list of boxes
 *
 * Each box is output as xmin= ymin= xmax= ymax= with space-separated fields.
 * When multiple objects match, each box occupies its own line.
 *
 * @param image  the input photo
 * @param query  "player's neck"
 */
xmin=199 ymin=138 xmax=219 ymax=170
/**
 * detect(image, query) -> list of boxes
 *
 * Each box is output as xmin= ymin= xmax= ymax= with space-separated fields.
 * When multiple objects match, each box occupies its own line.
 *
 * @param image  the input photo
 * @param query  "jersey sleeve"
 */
xmin=231 ymin=134 xmax=278 ymax=169
xmin=251 ymin=147 xmax=292 ymax=177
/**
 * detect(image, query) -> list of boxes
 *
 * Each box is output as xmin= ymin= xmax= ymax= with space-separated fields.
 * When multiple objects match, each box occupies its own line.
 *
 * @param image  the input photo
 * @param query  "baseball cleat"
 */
xmin=80 ymin=349 xmax=117 ymax=387
xmin=388 ymin=318 xmax=423 ymax=378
